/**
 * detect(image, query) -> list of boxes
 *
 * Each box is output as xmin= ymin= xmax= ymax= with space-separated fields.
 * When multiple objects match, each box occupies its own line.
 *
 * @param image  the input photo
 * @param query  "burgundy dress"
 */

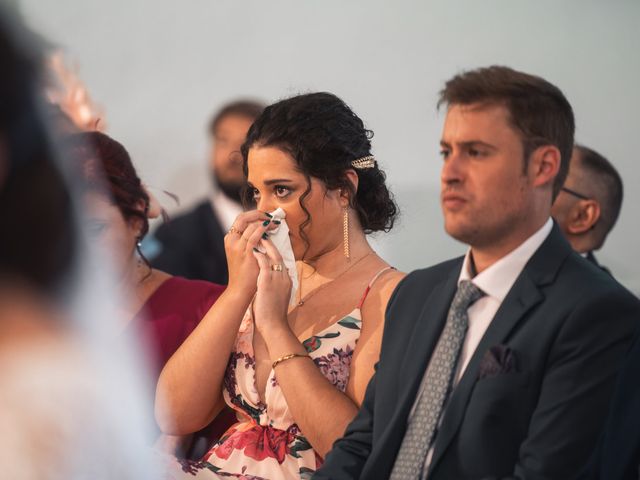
xmin=127 ymin=276 xmax=235 ymax=459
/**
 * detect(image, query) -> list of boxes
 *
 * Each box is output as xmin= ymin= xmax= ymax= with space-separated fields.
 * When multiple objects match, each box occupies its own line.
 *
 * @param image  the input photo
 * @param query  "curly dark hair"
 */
xmin=240 ymin=92 xmax=397 ymax=250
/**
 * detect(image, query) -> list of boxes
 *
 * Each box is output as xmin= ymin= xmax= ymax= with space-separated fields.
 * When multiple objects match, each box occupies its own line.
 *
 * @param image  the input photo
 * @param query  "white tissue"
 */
xmin=264 ymin=208 xmax=298 ymax=306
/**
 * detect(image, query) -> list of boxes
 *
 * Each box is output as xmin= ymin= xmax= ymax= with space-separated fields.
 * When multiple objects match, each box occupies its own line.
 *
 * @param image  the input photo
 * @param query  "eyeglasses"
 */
xmin=561 ymin=186 xmax=590 ymax=200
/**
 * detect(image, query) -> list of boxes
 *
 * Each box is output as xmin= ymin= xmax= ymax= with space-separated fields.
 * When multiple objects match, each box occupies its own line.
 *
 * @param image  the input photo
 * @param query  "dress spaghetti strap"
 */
xmin=357 ymin=266 xmax=396 ymax=309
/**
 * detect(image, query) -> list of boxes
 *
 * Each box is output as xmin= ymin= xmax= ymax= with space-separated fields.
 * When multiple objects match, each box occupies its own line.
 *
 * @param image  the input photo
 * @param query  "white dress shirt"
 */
xmin=453 ymin=217 xmax=553 ymax=384
xmin=415 ymin=218 xmax=553 ymax=474
xmin=210 ymin=188 xmax=243 ymax=233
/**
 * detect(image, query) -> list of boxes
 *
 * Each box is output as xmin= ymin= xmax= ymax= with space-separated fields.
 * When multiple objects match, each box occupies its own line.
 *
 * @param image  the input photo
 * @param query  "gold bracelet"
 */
xmin=272 ymin=352 xmax=308 ymax=369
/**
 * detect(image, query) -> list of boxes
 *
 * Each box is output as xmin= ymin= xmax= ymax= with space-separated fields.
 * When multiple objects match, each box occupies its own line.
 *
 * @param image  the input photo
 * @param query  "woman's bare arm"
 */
xmin=155 ymin=288 xmax=253 ymax=435
xmin=155 ymin=211 xmax=274 ymax=435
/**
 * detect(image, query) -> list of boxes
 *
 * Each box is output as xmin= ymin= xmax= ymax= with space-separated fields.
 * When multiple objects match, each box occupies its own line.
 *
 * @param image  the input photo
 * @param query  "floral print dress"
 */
xmin=168 ymin=267 xmax=393 ymax=480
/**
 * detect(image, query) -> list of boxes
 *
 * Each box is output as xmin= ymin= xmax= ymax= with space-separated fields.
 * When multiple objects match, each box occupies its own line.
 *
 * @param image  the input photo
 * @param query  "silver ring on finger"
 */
xmin=270 ymin=264 xmax=284 ymax=272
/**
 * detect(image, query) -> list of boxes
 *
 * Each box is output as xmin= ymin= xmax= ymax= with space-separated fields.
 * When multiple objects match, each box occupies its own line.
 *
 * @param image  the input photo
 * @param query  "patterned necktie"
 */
xmin=390 ymin=280 xmax=485 ymax=480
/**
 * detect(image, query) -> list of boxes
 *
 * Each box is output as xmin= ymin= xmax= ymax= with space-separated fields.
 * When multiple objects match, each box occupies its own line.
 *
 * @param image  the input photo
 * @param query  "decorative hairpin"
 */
xmin=351 ymin=155 xmax=376 ymax=169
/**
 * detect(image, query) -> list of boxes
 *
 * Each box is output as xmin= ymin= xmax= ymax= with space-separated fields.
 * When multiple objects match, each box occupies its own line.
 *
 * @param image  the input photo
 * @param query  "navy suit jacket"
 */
xmin=585 ymin=251 xmax=612 ymax=276
xmin=150 ymin=200 xmax=228 ymax=284
xmin=316 ymin=224 xmax=640 ymax=480
xmin=581 ymin=327 xmax=640 ymax=480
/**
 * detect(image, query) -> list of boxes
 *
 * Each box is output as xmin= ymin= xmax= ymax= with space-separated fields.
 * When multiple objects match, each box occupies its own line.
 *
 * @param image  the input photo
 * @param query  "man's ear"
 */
xmin=567 ymin=199 xmax=601 ymax=234
xmin=530 ymin=145 xmax=561 ymax=189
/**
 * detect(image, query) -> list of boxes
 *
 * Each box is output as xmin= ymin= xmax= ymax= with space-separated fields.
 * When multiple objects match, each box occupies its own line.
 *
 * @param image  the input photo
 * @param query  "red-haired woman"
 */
xmin=63 ymin=131 xmax=233 ymax=458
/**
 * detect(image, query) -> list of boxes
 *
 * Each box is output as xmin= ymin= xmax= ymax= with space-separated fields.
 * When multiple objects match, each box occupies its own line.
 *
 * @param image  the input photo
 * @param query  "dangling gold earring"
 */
xmin=343 ymin=207 xmax=350 ymax=260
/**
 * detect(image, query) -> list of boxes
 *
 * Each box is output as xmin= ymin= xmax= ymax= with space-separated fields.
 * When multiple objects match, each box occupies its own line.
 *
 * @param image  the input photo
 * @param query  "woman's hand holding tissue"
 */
xmin=224 ymin=210 xmax=278 ymax=297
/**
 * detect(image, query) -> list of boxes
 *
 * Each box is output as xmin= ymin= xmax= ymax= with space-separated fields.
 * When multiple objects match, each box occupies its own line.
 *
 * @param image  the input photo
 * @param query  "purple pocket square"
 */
xmin=478 ymin=344 xmax=517 ymax=379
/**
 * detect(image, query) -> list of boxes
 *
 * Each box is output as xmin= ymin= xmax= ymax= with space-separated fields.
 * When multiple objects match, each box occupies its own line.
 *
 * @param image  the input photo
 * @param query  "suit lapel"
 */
xmin=374 ymin=264 xmax=461 ymax=458
xmin=397 ymin=268 xmax=459 ymax=407
xmin=428 ymin=223 xmax=572 ymax=475
xmin=428 ymin=271 xmax=543 ymax=472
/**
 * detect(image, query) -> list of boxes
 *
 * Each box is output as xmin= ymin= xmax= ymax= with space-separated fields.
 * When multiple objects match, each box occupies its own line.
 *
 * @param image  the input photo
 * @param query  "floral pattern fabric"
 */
xmin=166 ymin=310 xmax=362 ymax=480
xmin=165 ymin=266 xmax=393 ymax=480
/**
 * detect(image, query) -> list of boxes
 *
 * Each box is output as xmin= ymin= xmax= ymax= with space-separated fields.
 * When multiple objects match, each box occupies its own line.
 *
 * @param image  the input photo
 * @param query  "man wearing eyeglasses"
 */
xmin=551 ymin=145 xmax=623 ymax=272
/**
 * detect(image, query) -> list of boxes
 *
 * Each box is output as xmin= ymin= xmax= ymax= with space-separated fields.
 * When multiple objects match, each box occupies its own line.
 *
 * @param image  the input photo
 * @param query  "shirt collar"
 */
xmin=458 ymin=218 xmax=553 ymax=302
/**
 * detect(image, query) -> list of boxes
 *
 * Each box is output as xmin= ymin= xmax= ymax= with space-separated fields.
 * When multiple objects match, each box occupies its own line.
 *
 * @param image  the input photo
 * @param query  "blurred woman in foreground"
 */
xmin=0 ymin=7 xmax=155 ymax=479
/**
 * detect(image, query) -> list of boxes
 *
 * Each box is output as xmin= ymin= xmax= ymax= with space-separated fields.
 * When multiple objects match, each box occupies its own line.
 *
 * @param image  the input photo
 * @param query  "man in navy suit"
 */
xmin=315 ymin=66 xmax=640 ymax=480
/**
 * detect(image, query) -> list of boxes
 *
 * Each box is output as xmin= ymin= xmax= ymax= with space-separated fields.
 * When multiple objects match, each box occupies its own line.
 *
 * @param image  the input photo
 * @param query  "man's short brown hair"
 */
xmin=438 ymin=66 xmax=575 ymax=199
xmin=208 ymin=99 xmax=265 ymax=136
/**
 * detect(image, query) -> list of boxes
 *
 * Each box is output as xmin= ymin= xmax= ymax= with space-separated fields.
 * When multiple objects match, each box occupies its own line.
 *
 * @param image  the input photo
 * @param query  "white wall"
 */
xmin=21 ymin=0 xmax=640 ymax=293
